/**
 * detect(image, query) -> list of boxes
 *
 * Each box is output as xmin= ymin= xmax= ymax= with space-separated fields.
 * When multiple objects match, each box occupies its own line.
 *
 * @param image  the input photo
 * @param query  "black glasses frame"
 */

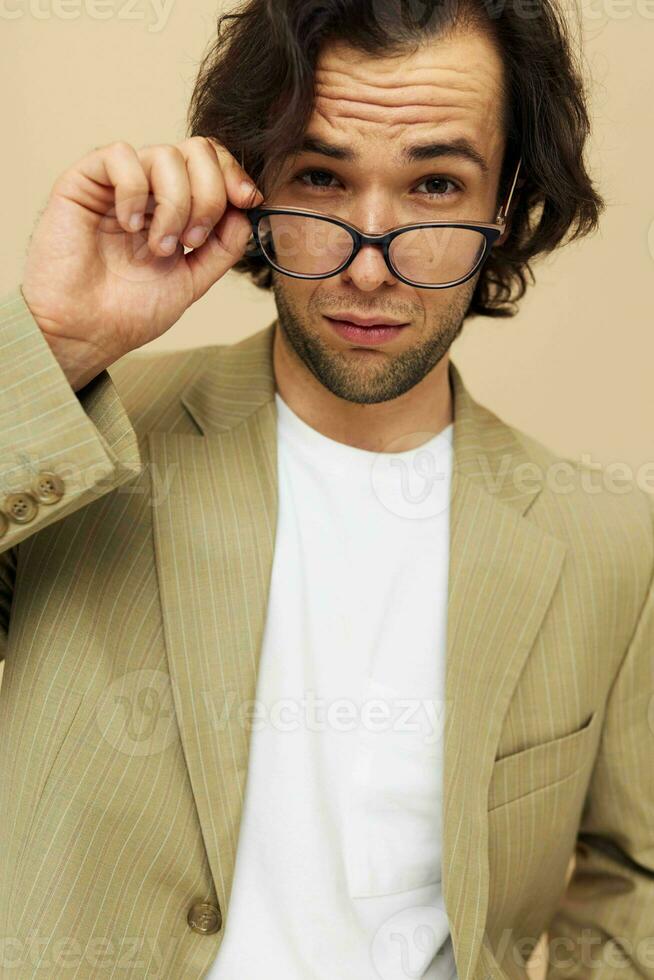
xmin=245 ymin=156 xmax=522 ymax=290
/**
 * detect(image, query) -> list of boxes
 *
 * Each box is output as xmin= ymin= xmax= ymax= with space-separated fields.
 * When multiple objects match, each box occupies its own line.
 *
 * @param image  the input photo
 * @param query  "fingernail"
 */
xmin=129 ymin=213 xmax=144 ymax=231
xmin=160 ymin=235 xmax=178 ymax=254
xmin=186 ymin=226 xmax=208 ymax=248
xmin=241 ymin=180 xmax=262 ymax=202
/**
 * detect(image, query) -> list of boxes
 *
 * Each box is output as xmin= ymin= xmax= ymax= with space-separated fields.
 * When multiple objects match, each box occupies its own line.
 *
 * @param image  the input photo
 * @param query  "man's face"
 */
xmin=265 ymin=28 xmax=507 ymax=404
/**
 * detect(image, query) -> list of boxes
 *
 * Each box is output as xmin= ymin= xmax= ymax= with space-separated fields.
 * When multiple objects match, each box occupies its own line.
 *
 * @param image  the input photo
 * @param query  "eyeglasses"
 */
xmin=244 ymin=157 xmax=522 ymax=290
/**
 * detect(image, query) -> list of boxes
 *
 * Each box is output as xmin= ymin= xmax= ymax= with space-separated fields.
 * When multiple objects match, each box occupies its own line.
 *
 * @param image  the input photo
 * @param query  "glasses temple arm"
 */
xmin=496 ymin=156 xmax=523 ymax=225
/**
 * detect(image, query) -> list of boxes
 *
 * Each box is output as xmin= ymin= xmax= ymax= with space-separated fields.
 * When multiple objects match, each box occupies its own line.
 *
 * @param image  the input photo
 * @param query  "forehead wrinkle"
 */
xmin=315 ymin=52 xmax=503 ymax=94
xmin=314 ymin=72 xmax=496 ymax=108
xmin=315 ymin=64 xmax=486 ymax=93
xmin=310 ymin=103 xmax=472 ymax=144
xmin=312 ymin=96 xmax=496 ymax=132
xmin=313 ymin=73 xmax=502 ymax=132
xmin=314 ymin=88 xmax=488 ymax=114
xmin=313 ymin=38 xmax=505 ymax=132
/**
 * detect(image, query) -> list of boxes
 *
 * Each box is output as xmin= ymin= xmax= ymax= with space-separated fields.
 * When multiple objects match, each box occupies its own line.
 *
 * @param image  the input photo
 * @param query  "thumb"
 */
xmin=186 ymin=208 xmax=254 ymax=300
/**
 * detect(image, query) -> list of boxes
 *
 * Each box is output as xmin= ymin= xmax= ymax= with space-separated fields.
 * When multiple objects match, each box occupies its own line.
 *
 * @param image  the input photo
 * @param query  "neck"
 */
xmin=272 ymin=324 xmax=454 ymax=454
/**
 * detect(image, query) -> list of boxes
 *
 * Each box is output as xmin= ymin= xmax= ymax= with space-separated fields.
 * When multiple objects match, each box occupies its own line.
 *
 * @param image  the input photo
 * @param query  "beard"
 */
xmin=271 ymin=274 xmax=477 ymax=405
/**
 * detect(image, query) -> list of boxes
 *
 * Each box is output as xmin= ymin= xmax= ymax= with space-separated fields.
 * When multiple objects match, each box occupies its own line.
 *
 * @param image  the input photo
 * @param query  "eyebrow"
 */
xmin=296 ymin=135 xmax=489 ymax=176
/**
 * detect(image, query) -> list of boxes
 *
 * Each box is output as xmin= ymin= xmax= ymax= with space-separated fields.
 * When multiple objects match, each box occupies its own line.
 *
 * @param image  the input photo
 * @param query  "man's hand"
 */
xmin=21 ymin=138 xmax=263 ymax=391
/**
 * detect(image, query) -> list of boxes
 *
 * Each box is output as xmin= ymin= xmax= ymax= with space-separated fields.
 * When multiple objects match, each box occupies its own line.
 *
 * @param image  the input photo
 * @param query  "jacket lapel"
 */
xmin=443 ymin=371 xmax=567 ymax=979
xmin=148 ymin=326 xmax=279 ymax=915
xmin=148 ymin=321 xmax=567 ymax=977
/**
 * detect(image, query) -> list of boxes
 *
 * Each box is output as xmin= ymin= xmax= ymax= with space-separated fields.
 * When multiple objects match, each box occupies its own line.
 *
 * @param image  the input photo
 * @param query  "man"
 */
xmin=0 ymin=0 xmax=652 ymax=977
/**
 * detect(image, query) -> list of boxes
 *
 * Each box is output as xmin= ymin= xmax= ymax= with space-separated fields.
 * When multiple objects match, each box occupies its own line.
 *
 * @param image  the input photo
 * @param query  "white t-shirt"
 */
xmin=208 ymin=391 xmax=457 ymax=980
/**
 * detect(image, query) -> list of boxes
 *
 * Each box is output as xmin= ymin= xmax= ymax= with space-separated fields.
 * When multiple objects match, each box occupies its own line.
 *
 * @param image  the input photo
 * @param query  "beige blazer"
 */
xmin=0 ymin=286 xmax=653 ymax=980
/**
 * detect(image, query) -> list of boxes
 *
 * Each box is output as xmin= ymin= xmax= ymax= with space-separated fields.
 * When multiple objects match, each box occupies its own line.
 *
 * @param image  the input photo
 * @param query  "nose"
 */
xmin=340 ymin=242 xmax=398 ymax=292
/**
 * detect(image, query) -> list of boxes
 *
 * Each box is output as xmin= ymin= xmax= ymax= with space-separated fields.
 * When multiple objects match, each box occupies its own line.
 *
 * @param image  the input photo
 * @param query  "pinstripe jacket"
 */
xmin=0 ymin=285 xmax=653 ymax=980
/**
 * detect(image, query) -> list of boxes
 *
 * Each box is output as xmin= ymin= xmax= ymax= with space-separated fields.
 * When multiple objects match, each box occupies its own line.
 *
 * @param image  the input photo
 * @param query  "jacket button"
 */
xmin=32 ymin=471 xmax=65 ymax=505
xmin=4 ymin=492 xmax=38 ymax=524
xmin=187 ymin=902 xmax=222 ymax=935
xmin=0 ymin=511 xmax=8 ymax=539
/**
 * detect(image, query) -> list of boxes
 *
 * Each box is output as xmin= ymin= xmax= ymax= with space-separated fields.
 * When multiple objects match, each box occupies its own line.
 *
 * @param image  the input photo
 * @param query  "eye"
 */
xmin=415 ymin=176 xmax=462 ymax=198
xmin=293 ymin=168 xmax=340 ymax=191
xmin=292 ymin=168 xmax=462 ymax=198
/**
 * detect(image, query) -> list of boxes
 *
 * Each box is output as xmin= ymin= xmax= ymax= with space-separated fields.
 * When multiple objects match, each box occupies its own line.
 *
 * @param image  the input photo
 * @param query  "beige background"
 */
xmin=1 ymin=1 xmax=652 ymax=975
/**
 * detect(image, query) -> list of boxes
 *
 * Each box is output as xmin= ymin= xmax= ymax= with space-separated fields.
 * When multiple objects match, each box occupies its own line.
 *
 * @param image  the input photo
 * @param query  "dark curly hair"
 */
xmin=188 ymin=0 xmax=604 ymax=318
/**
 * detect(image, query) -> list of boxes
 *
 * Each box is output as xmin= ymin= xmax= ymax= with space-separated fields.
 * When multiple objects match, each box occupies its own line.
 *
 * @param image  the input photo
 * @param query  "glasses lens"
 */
xmin=258 ymin=214 xmax=353 ymax=276
xmin=389 ymin=227 xmax=487 ymax=286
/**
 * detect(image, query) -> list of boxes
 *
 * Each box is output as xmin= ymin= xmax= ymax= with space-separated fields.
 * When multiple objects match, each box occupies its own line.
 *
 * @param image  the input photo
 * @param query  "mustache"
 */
xmin=318 ymin=305 xmax=417 ymax=320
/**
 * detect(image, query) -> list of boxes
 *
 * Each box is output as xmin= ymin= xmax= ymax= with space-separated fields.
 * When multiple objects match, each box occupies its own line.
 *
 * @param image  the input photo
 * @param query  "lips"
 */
xmin=326 ymin=314 xmax=409 ymax=328
xmin=323 ymin=315 xmax=408 ymax=347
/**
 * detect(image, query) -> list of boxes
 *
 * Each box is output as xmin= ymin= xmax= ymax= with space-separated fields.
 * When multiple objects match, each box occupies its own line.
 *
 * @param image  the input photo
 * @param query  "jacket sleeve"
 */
xmin=545 ymin=492 xmax=654 ymax=978
xmin=0 ymin=286 xmax=143 ymax=659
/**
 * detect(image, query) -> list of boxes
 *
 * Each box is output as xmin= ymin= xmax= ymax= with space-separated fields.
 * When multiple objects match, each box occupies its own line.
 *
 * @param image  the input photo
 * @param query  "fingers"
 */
xmin=138 ymin=144 xmax=192 ymax=255
xmin=177 ymin=137 xmax=227 ymax=249
xmin=204 ymin=137 xmax=264 ymax=212
xmin=185 ymin=206 xmax=255 ymax=300
xmin=147 ymin=136 xmax=263 ymax=254
xmin=72 ymin=141 xmax=151 ymax=232
xmin=175 ymin=136 xmax=263 ymax=250
xmin=69 ymin=138 xmax=264 ymax=259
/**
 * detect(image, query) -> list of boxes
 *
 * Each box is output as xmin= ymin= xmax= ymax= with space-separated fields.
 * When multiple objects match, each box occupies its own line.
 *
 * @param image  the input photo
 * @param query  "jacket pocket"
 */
xmin=488 ymin=709 xmax=600 ymax=811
